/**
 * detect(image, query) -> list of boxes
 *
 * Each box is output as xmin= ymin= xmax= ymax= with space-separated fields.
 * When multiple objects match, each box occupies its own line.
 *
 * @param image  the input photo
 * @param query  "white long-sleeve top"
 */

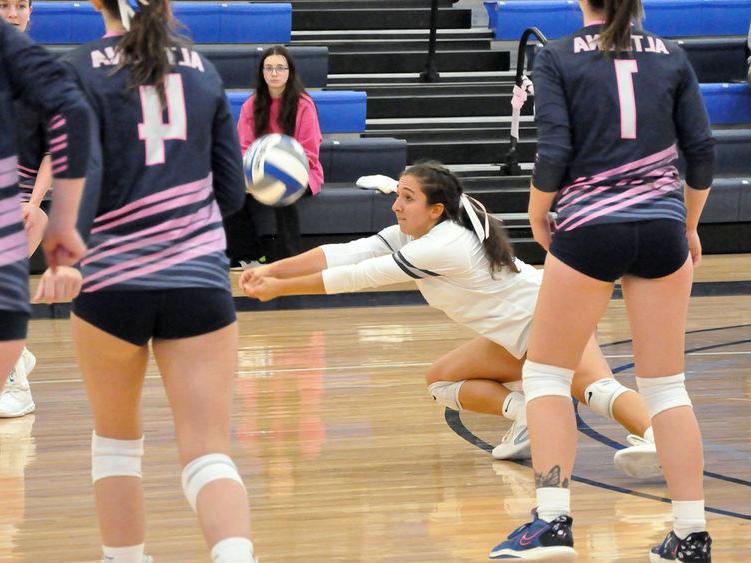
xmin=320 ymin=221 xmax=543 ymax=358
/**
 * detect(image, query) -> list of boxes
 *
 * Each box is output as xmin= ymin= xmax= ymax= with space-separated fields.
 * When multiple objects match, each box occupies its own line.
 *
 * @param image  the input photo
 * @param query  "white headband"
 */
xmin=460 ymin=193 xmax=490 ymax=241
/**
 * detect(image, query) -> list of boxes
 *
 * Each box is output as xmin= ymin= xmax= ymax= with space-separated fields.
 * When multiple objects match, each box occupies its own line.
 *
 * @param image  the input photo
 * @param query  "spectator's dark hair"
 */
xmin=101 ymin=0 xmax=185 ymax=104
xmin=252 ymin=45 xmax=307 ymax=137
xmin=589 ymin=0 xmax=643 ymax=53
xmin=401 ymin=161 xmax=519 ymax=274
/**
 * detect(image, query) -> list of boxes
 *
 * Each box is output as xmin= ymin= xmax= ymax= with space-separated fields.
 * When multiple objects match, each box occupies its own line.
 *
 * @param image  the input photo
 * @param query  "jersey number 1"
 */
xmin=614 ymin=60 xmax=638 ymax=140
xmin=138 ymin=74 xmax=187 ymax=166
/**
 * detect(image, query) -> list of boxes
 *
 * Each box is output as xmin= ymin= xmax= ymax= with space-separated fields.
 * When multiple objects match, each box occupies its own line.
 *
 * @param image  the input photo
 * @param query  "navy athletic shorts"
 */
xmin=72 ymin=288 xmax=236 ymax=346
xmin=549 ymin=219 xmax=689 ymax=283
xmin=0 ymin=310 xmax=29 ymax=341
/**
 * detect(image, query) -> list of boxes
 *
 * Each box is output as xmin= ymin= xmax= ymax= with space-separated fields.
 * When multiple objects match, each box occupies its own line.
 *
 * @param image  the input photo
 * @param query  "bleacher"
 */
xmin=33 ymin=0 xmax=751 ymax=263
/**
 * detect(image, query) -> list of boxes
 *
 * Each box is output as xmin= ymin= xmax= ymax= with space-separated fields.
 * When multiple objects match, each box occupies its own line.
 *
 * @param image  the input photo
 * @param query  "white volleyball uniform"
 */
xmin=321 ymin=221 xmax=542 ymax=359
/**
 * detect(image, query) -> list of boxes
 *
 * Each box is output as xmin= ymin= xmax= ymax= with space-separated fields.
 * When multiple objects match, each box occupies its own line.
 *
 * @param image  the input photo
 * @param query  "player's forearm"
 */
xmin=267 ymin=247 xmax=327 ymax=279
xmin=684 ymin=184 xmax=711 ymax=232
xmin=277 ymin=272 xmax=326 ymax=296
xmin=528 ymin=183 xmax=557 ymax=225
xmin=47 ymin=177 xmax=84 ymax=228
xmin=29 ymin=154 xmax=52 ymax=206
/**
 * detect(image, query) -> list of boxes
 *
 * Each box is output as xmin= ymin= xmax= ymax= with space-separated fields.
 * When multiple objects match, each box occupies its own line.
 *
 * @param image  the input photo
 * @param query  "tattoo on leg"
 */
xmin=534 ymin=465 xmax=570 ymax=488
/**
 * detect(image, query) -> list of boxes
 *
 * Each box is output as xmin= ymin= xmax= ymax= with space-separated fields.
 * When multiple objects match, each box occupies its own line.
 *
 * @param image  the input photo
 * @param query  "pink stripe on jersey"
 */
xmin=48 ymin=134 xmax=66 ymax=146
xmin=49 ymin=115 xmax=65 ymax=130
xmin=0 ymin=198 xmax=22 ymax=230
xmin=83 ymin=204 xmax=221 ymax=266
xmin=558 ymin=144 xmax=678 ymax=200
xmin=0 ymin=155 xmax=18 ymax=188
xmin=0 ymin=230 xmax=29 ymax=268
xmin=86 ymin=202 xmax=219 ymax=257
xmin=94 ymin=174 xmax=212 ymax=225
xmin=91 ymin=183 xmax=213 ymax=235
xmin=49 ymin=142 xmax=69 ymax=153
xmin=84 ymin=229 xmax=226 ymax=292
xmin=557 ymin=177 xmax=680 ymax=231
xmin=562 ymin=186 xmax=677 ymax=231
xmin=17 ymin=164 xmax=38 ymax=175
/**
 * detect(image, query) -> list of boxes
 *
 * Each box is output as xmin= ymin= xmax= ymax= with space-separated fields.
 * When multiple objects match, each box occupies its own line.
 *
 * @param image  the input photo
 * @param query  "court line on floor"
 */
xmin=445 ymin=326 xmax=751 ymax=521
xmin=444 ymin=409 xmax=751 ymax=521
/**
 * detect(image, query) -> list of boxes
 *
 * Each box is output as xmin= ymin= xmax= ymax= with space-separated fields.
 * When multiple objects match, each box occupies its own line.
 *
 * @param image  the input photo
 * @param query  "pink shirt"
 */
xmin=237 ymin=94 xmax=324 ymax=195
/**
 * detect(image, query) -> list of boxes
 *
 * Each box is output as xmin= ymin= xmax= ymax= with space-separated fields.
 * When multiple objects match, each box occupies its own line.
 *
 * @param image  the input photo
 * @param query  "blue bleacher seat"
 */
xmin=488 ymin=0 xmax=751 ymax=40
xmin=29 ymin=2 xmax=291 ymax=44
xmin=227 ymin=90 xmax=367 ymax=134
xmin=701 ymin=84 xmax=751 ymax=125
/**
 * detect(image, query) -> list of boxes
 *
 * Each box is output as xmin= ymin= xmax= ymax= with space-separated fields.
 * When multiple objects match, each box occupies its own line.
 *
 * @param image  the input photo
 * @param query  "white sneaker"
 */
xmin=0 ymin=349 xmax=36 ymax=418
xmin=491 ymin=416 xmax=531 ymax=460
xmin=613 ymin=434 xmax=663 ymax=479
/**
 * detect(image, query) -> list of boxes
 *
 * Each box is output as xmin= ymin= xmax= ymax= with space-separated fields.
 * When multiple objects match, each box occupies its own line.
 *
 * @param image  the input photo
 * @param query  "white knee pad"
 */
xmin=636 ymin=373 xmax=692 ymax=418
xmin=522 ymin=361 xmax=574 ymax=403
xmin=584 ymin=378 xmax=633 ymax=419
xmin=428 ymin=380 xmax=465 ymax=411
xmin=91 ymin=432 xmax=144 ymax=483
xmin=181 ymin=453 xmax=245 ymax=512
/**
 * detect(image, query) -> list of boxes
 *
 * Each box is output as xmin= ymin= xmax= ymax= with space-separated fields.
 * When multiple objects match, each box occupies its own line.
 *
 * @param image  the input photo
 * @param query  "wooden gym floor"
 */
xmin=0 ymin=254 xmax=749 ymax=561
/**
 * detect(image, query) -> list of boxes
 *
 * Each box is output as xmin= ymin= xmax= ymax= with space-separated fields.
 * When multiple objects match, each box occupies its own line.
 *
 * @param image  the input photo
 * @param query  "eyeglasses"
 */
xmin=263 ymin=65 xmax=289 ymax=74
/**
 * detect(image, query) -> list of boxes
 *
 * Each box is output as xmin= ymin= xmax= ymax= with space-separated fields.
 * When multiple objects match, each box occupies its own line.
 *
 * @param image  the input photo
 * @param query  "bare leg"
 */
xmin=621 ymin=258 xmax=703 ymax=500
xmin=570 ymin=336 xmax=650 ymax=436
xmin=153 ymin=322 xmax=251 ymax=549
xmin=525 ymin=254 xmax=614 ymax=485
xmin=70 ymin=314 xmax=148 ymax=548
xmin=426 ymin=336 xmax=522 ymax=415
xmin=0 ymin=341 xmax=26 ymax=389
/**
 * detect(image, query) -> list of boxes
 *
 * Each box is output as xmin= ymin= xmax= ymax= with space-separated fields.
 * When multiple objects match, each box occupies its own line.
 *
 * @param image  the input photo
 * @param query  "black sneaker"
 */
xmin=650 ymin=530 xmax=712 ymax=562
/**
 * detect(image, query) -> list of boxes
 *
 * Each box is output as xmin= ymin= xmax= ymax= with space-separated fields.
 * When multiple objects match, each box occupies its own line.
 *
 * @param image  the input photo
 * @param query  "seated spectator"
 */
xmin=226 ymin=45 xmax=323 ymax=266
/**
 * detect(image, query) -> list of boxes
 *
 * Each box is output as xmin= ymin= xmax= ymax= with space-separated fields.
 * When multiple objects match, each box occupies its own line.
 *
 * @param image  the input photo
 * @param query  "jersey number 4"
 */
xmin=138 ymin=74 xmax=187 ymax=166
xmin=614 ymin=60 xmax=638 ymax=140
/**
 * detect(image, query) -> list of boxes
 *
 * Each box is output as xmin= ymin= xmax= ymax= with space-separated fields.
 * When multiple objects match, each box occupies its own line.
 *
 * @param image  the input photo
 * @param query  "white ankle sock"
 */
xmin=643 ymin=426 xmax=654 ymax=443
xmin=672 ymin=500 xmax=706 ymax=539
xmin=211 ymin=537 xmax=254 ymax=563
xmin=101 ymin=543 xmax=144 ymax=563
xmin=502 ymin=391 xmax=525 ymax=421
xmin=536 ymin=487 xmax=570 ymax=522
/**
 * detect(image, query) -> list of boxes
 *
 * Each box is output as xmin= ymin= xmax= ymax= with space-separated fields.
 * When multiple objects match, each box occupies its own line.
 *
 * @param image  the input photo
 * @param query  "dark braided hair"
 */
xmin=401 ymin=161 xmax=519 ymax=274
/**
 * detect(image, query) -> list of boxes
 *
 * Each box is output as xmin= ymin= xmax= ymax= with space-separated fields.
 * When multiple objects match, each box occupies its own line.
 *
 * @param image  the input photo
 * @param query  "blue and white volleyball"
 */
xmin=243 ymin=134 xmax=309 ymax=206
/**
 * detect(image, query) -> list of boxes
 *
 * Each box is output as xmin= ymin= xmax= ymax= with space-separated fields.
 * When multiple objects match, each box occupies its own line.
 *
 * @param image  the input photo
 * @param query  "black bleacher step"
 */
xmin=364 ymin=126 xmax=538 ymax=142
xmin=330 ymin=82 xmax=513 ymax=96
xmin=407 ymin=138 xmax=537 ymax=164
xmin=257 ymin=0 xmax=455 ymax=8
xmin=365 ymin=116 xmax=531 ymax=131
xmin=367 ymin=93 xmax=533 ymax=118
xmin=328 ymin=73 xmax=514 ymax=85
xmin=293 ymin=28 xmax=493 ymax=42
xmin=295 ymin=38 xmax=491 ymax=52
xmin=292 ymin=8 xmax=472 ymax=31
xmin=464 ymin=187 xmax=531 ymax=214
xmin=329 ymin=50 xmax=509 ymax=74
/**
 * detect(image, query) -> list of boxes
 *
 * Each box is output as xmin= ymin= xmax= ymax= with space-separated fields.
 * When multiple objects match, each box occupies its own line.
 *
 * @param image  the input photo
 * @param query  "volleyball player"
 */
xmin=0 ymin=17 xmax=90 ymax=409
xmin=0 ymin=0 xmax=63 ymax=417
xmin=60 ymin=0 xmax=255 ymax=561
xmin=489 ymin=0 xmax=714 ymax=560
xmin=239 ymin=161 xmax=661 ymax=478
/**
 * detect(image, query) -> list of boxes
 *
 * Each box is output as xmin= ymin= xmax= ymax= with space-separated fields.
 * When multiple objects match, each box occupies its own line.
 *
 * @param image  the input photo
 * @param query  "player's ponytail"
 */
xmin=402 ymin=161 xmax=519 ymax=275
xmin=102 ymin=0 xmax=184 ymax=104
xmin=592 ymin=0 xmax=643 ymax=53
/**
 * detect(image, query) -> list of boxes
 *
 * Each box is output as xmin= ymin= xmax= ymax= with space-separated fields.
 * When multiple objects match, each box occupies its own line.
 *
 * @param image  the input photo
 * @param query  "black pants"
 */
xmin=223 ymin=192 xmax=309 ymax=262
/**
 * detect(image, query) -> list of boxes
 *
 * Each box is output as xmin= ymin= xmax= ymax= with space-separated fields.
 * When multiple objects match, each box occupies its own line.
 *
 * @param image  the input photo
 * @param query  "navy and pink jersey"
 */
xmin=62 ymin=36 xmax=245 ymax=293
xmin=14 ymin=100 xmax=48 ymax=202
xmin=531 ymin=24 xmax=715 ymax=232
xmin=0 ymin=20 xmax=90 ymax=314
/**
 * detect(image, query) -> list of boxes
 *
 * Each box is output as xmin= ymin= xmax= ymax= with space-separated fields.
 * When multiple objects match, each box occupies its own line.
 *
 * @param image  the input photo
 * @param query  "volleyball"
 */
xmin=243 ymin=134 xmax=309 ymax=206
